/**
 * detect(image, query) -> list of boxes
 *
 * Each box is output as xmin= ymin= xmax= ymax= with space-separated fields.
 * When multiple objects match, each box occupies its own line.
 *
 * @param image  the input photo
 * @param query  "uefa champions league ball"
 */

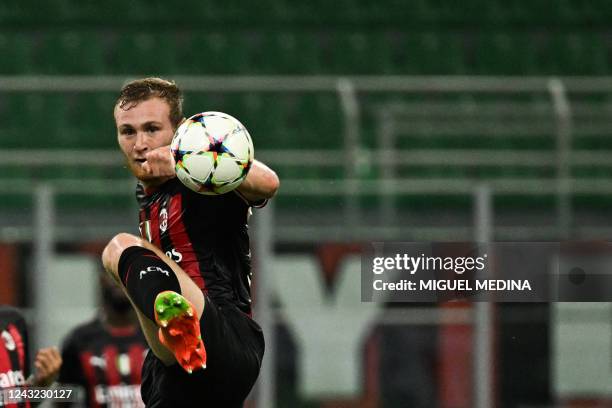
xmin=171 ymin=111 xmax=254 ymax=195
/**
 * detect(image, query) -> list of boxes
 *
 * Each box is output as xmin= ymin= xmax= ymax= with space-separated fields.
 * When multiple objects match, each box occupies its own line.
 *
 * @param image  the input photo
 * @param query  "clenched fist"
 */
xmin=33 ymin=347 xmax=62 ymax=387
xmin=142 ymin=145 xmax=176 ymax=179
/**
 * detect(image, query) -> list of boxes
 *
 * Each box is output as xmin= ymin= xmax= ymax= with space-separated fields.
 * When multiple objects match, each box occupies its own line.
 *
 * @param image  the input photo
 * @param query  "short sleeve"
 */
xmin=233 ymin=190 xmax=268 ymax=208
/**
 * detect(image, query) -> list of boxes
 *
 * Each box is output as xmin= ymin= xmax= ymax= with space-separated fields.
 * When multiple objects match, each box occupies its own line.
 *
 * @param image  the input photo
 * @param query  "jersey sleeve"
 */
xmin=233 ymin=189 xmax=268 ymax=208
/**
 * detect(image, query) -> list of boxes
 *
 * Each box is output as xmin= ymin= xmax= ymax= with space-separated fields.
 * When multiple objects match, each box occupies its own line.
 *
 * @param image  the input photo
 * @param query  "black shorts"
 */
xmin=140 ymin=296 xmax=265 ymax=408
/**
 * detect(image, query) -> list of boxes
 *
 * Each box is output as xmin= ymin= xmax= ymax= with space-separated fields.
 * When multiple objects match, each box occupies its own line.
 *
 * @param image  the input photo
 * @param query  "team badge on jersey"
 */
xmin=159 ymin=207 xmax=169 ymax=233
xmin=118 ymin=353 xmax=131 ymax=376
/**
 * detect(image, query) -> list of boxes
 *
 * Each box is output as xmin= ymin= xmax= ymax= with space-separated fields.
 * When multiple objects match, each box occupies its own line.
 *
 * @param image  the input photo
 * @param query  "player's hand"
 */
xmin=33 ymin=347 xmax=62 ymax=387
xmin=142 ymin=145 xmax=176 ymax=179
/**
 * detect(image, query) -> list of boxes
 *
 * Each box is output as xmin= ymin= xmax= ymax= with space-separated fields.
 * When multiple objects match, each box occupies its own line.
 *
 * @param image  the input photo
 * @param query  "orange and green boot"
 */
xmin=154 ymin=290 xmax=207 ymax=374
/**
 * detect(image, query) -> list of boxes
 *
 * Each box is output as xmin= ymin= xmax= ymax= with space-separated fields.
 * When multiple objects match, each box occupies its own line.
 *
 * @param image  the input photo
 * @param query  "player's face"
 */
xmin=100 ymin=273 xmax=132 ymax=314
xmin=115 ymin=97 xmax=175 ymax=182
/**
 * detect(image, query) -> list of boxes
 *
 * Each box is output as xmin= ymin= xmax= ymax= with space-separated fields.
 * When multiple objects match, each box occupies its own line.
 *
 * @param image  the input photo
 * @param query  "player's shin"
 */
xmin=116 ymin=246 xmax=207 ymax=373
xmin=117 ymin=246 xmax=182 ymax=322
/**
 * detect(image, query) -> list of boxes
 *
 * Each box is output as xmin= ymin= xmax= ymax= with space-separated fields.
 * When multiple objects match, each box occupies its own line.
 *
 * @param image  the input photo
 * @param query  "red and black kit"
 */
xmin=136 ymin=179 xmax=265 ymax=407
xmin=0 ymin=307 xmax=30 ymax=408
xmin=136 ymin=178 xmax=263 ymax=315
xmin=58 ymin=317 xmax=148 ymax=408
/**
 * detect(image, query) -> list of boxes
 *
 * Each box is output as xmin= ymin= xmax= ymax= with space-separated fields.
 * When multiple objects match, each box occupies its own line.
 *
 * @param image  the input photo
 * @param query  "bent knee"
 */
xmin=102 ymin=233 xmax=144 ymax=274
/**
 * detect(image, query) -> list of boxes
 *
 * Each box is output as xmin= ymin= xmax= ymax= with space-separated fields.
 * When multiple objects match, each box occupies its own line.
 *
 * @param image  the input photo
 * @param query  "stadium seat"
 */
xmin=328 ymin=32 xmax=379 ymax=74
xmin=292 ymin=94 xmax=343 ymax=149
xmin=367 ymin=31 xmax=398 ymax=74
xmin=0 ymin=0 xmax=55 ymax=24
xmin=2 ymin=94 xmax=65 ymax=148
xmin=231 ymin=93 xmax=281 ymax=148
xmin=545 ymin=33 xmax=608 ymax=75
xmin=35 ymin=95 xmax=70 ymax=147
xmin=257 ymin=32 xmax=324 ymax=74
xmin=398 ymin=32 xmax=466 ymax=74
xmin=66 ymin=93 xmax=117 ymax=149
xmin=249 ymin=93 xmax=293 ymax=148
xmin=473 ymin=32 xmax=539 ymax=75
xmin=109 ymin=32 xmax=178 ymax=75
xmin=555 ymin=0 xmax=600 ymax=23
xmin=37 ymin=31 xmax=106 ymax=74
xmin=65 ymin=0 xmax=156 ymax=23
xmin=0 ymin=95 xmax=19 ymax=146
xmin=380 ymin=31 xmax=411 ymax=74
xmin=181 ymin=32 xmax=252 ymax=74
xmin=0 ymin=33 xmax=36 ymax=74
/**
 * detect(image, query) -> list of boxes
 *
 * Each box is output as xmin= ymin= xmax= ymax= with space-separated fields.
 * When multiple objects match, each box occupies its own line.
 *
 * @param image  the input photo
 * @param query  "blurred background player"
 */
xmin=0 ymin=306 xmax=61 ymax=408
xmin=101 ymin=78 xmax=279 ymax=407
xmin=57 ymin=273 xmax=147 ymax=408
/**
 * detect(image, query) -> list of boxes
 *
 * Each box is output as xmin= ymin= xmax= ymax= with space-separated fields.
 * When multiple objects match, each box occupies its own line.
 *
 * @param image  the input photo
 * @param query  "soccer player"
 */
xmin=101 ymin=78 xmax=279 ymax=407
xmin=57 ymin=273 xmax=148 ymax=407
xmin=0 ymin=306 xmax=62 ymax=407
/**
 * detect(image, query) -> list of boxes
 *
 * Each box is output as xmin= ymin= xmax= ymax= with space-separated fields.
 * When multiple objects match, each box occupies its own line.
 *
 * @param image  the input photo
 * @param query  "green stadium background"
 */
xmin=2 ymin=1 xmax=612 ymax=407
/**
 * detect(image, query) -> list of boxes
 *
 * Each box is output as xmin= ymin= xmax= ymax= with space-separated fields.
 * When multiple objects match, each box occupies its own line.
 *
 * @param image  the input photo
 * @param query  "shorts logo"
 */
xmin=140 ymin=266 xmax=170 ymax=280
xmin=1 ymin=330 xmax=15 ymax=351
xmin=159 ymin=208 xmax=168 ymax=233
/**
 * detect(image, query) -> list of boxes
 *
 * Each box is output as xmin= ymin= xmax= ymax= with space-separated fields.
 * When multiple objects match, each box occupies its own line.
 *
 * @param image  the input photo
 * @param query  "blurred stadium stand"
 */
xmin=3 ymin=76 xmax=612 ymax=242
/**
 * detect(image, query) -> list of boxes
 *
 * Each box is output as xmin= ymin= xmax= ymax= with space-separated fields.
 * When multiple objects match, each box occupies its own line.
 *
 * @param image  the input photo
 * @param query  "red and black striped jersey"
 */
xmin=58 ymin=317 xmax=148 ymax=408
xmin=0 ymin=307 xmax=30 ymax=408
xmin=136 ymin=179 xmax=263 ymax=315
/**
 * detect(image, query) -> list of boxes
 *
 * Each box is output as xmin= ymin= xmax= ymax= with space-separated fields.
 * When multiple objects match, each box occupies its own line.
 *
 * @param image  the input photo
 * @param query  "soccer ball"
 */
xmin=171 ymin=111 xmax=254 ymax=195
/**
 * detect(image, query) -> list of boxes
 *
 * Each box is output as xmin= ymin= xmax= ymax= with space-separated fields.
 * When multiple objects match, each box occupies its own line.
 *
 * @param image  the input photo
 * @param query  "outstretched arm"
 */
xmin=237 ymin=160 xmax=280 ymax=203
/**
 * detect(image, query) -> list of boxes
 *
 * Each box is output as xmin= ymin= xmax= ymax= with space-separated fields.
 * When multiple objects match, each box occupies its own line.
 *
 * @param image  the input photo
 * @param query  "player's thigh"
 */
xmin=199 ymin=304 xmax=264 ymax=395
xmin=101 ymin=233 xmax=205 ymax=365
